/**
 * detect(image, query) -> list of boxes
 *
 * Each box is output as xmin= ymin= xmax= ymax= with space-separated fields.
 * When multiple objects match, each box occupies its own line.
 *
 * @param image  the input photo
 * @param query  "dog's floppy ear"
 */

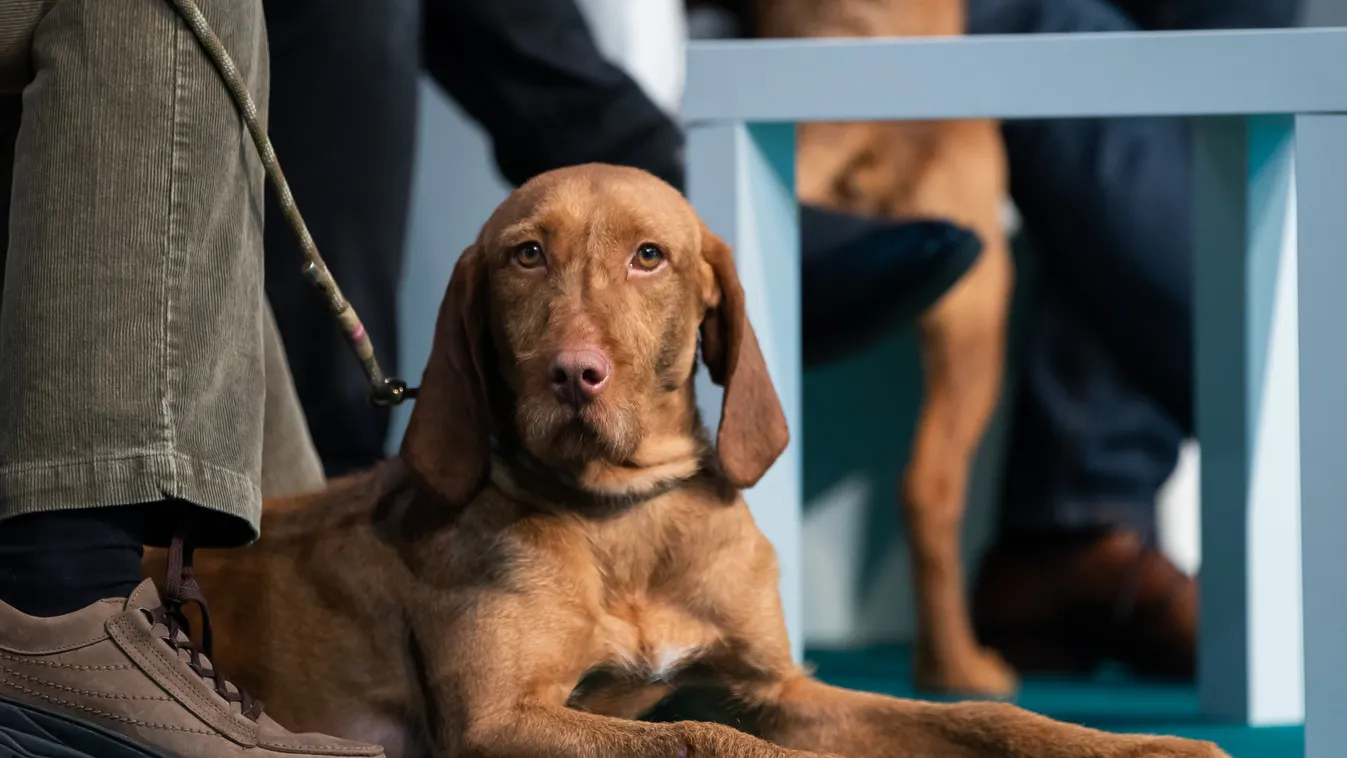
xmin=401 ymin=245 xmax=492 ymax=504
xmin=698 ymin=226 xmax=789 ymax=489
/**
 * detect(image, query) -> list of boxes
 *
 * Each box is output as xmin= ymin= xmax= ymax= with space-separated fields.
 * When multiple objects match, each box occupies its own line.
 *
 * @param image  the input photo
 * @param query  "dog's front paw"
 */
xmin=1108 ymin=734 xmax=1230 ymax=758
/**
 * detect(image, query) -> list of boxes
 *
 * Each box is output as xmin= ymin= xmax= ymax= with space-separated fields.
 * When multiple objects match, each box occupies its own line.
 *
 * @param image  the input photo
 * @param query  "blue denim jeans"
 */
xmin=966 ymin=0 xmax=1303 ymax=535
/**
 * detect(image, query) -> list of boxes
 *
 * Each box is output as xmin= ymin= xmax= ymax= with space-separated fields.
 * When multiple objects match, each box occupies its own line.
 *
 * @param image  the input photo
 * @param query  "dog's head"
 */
xmin=400 ymin=164 xmax=788 ymax=505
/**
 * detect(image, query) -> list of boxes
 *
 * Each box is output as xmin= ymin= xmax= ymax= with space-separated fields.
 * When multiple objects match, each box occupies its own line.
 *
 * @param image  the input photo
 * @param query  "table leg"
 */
xmin=1294 ymin=113 xmax=1347 ymax=758
xmin=687 ymin=120 xmax=804 ymax=662
xmin=1194 ymin=115 xmax=1303 ymax=726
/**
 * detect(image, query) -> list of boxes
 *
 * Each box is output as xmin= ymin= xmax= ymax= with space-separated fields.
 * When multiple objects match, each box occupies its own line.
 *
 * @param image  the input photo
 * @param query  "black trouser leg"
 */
xmin=262 ymin=0 xmax=421 ymax=477
xmin=967 ymin=0 xmax=1300 ymax=537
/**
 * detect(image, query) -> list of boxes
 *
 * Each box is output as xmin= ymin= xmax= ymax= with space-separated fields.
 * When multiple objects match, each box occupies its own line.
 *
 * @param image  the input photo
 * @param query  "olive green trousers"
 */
xmin=0 ymin=0 xmax=324 ymax=546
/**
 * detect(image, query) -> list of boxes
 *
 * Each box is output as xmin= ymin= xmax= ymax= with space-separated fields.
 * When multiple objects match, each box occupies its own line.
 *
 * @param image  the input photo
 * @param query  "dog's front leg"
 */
xmin=450 ymin=703 xmax=837 ymax=758
xmin=739 ymin=675 xmax=1228 ymax=758
xmin=413 ymin=589 xmax=835 ymax=758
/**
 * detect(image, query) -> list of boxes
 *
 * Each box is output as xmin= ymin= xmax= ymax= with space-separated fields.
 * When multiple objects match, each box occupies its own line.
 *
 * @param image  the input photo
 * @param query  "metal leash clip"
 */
xmin=371 ymin=378 xmax=418 ymax=408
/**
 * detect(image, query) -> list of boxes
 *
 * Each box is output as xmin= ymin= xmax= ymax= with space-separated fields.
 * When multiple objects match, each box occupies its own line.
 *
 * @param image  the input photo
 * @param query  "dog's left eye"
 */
xmin=513 ymin=242 xmax=545 ymax=269
xmin=632 ymin=244 xmax=665 ymax=271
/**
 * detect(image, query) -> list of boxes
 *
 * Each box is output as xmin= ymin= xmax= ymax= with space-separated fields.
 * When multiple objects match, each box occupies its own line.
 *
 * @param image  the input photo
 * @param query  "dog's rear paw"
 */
xmin=913 ymin=645 xmax=1019 ymax=699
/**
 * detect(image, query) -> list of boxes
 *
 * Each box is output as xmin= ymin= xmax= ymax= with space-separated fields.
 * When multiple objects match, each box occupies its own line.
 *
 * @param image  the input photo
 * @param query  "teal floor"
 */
xmin=806 ymin=645 xmax=1302 ymax=757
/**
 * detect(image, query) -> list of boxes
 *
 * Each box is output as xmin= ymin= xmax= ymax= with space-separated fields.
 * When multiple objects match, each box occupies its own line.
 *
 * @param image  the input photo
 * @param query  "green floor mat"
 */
xmin=806 ymin=645 xmax=1303 ymax=758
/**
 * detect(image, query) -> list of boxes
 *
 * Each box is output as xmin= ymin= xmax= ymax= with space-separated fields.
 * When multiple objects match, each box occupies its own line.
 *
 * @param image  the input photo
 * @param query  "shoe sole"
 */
xmin=0 ymin=695 xmax=174 ymax=758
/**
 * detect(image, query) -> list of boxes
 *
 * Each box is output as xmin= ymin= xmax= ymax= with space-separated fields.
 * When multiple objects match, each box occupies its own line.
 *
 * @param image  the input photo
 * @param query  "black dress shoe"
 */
xmin=800 ymin=205 xmax=984 ymax=367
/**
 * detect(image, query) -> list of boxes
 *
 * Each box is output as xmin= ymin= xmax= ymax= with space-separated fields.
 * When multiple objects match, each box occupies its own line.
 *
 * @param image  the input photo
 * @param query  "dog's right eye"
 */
xmin=512 ymin=242 xmax=545 ymax=269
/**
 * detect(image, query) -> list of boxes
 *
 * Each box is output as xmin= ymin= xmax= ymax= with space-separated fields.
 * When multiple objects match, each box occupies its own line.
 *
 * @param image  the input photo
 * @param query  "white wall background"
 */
xmin=394 ymin=1 xmax=1317 ymax=648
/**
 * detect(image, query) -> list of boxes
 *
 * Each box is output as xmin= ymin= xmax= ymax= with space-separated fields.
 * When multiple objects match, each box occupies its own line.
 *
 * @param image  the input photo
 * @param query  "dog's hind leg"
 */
xmin=897 ymin=120 xmax=1017 ymax=697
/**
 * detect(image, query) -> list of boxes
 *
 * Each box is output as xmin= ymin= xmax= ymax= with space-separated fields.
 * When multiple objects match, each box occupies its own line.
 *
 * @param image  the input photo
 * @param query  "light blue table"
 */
xmin=685 ymin=29 xmax=1347 ymax=756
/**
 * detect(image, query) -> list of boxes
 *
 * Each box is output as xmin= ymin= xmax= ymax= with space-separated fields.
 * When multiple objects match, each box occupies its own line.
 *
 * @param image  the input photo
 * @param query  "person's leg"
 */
xmin=0 ymin=0 xmax=272 ymax=539
xmin=0 ymin=3 xmax=381 ymax=754
xmin=971 ymin=0 xmax=1193 ymax=426
xmin=973 ymin=291 xmax=1197 ymax=678
xmin=996 ymin=293 xmax=1183 ymax=537
xmin=964 ymin=0 xmax=1200 ymax=676
xmin=967 ymin=0 xmax=1305 ymax=550
xmin=261 ymin=0 xmax=420 ymax=478
xmin=0 ymin=0 xmax=272 ymax=621
xmin=261 ymin=300 xmax=328 ymax=498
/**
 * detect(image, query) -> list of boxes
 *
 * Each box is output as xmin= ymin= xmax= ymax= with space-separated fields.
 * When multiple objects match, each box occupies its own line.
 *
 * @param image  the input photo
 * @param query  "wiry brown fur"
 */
xmin=148 ymin=166 xmax=1221 ymax=758
xmin=755 ymin=0 xmax=1018 ymax=696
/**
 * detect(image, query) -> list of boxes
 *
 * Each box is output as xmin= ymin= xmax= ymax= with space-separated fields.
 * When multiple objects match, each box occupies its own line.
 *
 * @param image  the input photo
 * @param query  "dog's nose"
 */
xmin=549 ymin=349 xmax=611 ymax=406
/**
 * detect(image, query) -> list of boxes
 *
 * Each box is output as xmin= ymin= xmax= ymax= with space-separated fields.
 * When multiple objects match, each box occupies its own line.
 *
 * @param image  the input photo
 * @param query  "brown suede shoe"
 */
xmin=972 ymin=529 xmax=1196 ymax=679
xmin=0 ymin=578 xmax=382 ymax=757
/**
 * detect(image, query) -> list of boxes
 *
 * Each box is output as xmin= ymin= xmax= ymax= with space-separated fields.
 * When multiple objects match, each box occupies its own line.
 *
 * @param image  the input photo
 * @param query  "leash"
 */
xmin=165 ymin=0 xmax=417 ymax=408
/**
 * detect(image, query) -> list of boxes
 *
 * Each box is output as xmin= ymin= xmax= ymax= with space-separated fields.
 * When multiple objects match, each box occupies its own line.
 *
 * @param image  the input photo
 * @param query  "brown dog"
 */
xmin=152 ymin=165 xmax=1219 ymax=758
xmin=752 ymin=0 xmax=1017 ymax=696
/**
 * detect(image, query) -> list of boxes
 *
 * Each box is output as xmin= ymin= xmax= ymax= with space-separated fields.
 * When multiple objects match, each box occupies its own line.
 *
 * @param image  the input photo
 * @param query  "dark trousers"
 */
xmin=262 ymin=0 xmax=420 ymax=478
xmin=967 ymin=0 xmax=1303 ymax=534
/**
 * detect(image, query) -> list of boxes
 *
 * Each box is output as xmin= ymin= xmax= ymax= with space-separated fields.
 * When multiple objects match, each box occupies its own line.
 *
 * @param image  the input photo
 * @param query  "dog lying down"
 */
xmin=155 ymin=165 xmax=1224 ymax=758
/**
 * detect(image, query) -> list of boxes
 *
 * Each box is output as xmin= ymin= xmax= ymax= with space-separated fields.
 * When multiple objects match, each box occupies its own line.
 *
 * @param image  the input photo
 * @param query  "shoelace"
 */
xmin=141 ymin=536 xmax=263 ymax=721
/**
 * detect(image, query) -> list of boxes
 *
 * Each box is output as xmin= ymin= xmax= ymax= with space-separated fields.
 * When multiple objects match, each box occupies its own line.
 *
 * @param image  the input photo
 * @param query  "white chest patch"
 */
xmin=598 ymin=609 xmax=712 ymax=683
xmin=611 ymin=642 xmax=700 ymax=681
xmin=646 ymin=643 xmax=699 ymax=680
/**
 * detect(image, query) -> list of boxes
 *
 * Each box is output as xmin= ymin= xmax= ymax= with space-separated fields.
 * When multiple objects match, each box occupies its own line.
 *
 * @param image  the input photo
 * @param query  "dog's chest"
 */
xmin=593 ymin=598 xmax=716 ymax=682
xmin=566 ymin=601 xmax=716 ymax=718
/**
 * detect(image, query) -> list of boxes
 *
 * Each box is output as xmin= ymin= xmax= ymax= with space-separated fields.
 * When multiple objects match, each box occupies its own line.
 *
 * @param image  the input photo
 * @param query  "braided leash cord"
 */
xmin=166 ymin=0 xmax=414 ymax=406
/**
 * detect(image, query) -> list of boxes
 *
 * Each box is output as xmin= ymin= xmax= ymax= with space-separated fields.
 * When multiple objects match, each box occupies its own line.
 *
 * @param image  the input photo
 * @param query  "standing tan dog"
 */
xmin=753 ymin=0 xmax=1017 ymax=697
xmin=152 ymin=166 xmax=1219 ymax=758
